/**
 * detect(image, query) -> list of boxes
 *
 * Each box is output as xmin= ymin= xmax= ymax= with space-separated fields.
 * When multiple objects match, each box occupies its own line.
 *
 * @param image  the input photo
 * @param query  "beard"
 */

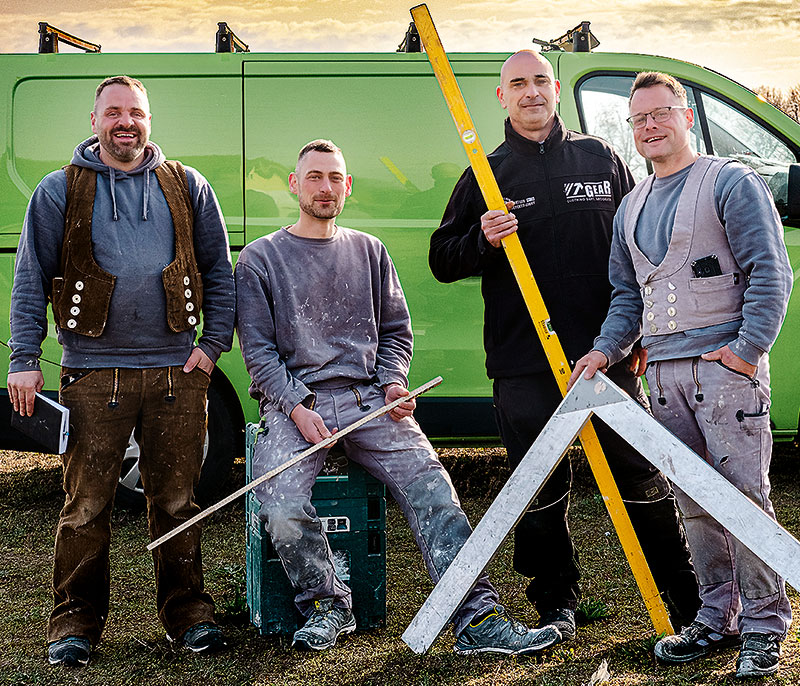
xmin=298 ymin=195 xmax=343 ymax=220
xmin=98 ymin=125 xmax=148 ymax=164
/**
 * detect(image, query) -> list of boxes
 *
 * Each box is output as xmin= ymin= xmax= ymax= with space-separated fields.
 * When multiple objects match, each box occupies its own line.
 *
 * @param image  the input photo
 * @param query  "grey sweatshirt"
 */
xmin=9 ymin=136 xmax=235 ymax=371
xmin=235 ymin=227 xmax=413 ymax=416
xmin=594 ymin=159 xmax=792 ymax=366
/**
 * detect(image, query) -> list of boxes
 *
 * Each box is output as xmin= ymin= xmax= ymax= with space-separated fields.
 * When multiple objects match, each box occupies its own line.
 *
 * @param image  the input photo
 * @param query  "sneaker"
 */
xmin=47 ymin=636 xmax=91 ymax=667
xmin=181 ymin=622 xmax=227 ymax=653
xmin=454 ymin=605 xmax=562 ymax=656
xmin=292 ymin=598 xmax=356 ymax=651
xmin=735 ymin=633 xmax=780 ymax=678
xmin=654 ymin=621 xmax=739 ymax=663
xmin=537 ymin=608 xmax=576 ymax=643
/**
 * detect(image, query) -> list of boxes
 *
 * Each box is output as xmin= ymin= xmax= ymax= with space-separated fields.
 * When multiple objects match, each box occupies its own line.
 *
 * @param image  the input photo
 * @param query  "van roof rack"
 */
xmin=215 ymin=22 xmax=250 ymax=53
xmin=397 ymin=22 xmax=421 ymax=52
xmin=38 ymin=22 xmax=101 ymax=53
xmin=532 ymin=21 xmax=599 ymax=53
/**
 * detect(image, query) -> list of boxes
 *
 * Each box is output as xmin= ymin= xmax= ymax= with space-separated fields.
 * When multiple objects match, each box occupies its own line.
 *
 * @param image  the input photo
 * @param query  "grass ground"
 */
xmin=0 ymin=444 xmax=798 ymax=685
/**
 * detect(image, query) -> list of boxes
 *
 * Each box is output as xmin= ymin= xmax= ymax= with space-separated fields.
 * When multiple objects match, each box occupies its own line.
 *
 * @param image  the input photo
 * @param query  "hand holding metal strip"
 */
xmin=147 ymin=375 xmax=443 ymax=551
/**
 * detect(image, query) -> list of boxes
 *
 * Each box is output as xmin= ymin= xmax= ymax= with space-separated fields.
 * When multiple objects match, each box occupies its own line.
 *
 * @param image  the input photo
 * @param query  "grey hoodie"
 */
xmin=9 ymin=136 xmax=235 ymax=371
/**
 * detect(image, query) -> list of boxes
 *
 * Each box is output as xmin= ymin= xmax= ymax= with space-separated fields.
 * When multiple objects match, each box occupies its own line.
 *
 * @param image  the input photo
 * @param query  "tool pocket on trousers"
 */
xmin=192 ymin=365 xmax=212 ymax=382
xmin=713 ymin=359 xmax=756 ymax=382
xmin=60 ymin=368 xmax=96 ymax=391
xmin=736 ymin=407 xmax=770 ymax=437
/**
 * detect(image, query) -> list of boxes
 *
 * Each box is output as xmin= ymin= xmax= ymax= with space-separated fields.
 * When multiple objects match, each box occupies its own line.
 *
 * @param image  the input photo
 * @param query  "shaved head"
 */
xmin=500 ymin=50 xmax=555 ymax=88
xmin=497 ymin=50 xmax=560 ymax=142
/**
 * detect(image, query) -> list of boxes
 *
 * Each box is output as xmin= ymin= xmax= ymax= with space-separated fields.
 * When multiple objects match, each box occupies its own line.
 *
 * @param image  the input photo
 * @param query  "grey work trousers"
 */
xmin=645 ymin=355 xmax=792 ymax=638
xmin=253 ymin=381 xmax=499 ymax=635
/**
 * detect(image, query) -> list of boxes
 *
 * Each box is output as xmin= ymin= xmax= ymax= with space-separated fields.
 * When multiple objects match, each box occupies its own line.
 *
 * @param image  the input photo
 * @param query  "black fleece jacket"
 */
xmin=429 ymin=115 xmax=635 ymax=378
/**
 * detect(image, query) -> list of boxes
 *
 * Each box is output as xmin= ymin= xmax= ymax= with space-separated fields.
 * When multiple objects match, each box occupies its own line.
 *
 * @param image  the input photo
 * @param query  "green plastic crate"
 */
xmin=245 ymin=422 xmax=387 ymax=635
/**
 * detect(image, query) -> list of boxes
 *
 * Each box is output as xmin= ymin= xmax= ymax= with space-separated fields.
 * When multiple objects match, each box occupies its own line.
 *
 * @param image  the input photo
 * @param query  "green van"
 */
xmin=1 ymin=41 xmax=798 ymax=504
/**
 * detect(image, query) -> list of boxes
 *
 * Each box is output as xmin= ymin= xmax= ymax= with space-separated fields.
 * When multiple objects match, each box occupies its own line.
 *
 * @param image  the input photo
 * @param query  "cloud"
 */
xmin=1 ymin=0 xmax=798 ymax=88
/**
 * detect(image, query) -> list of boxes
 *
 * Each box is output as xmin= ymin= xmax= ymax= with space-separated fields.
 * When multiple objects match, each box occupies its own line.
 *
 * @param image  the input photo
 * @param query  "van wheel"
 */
xmin=114 ymin=383 xmax=236 ymax=509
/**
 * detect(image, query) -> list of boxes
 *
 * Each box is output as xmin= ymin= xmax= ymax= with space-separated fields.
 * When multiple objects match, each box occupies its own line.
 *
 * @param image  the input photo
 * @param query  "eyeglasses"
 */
xmin=626 ymin=106 xmax=688 ymax=129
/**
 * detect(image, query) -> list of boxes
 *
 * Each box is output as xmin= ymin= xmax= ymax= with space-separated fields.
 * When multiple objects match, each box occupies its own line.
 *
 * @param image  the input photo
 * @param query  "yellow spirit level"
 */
xmin=411 ymin=3 xmax=672 ymax=634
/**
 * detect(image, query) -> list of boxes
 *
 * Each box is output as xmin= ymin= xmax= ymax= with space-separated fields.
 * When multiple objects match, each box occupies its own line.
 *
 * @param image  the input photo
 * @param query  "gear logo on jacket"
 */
xmin=563 ymin=180 xmax=612 ymax=203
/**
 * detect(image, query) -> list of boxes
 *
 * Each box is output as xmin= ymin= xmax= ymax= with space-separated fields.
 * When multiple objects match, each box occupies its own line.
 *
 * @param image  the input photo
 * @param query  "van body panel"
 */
xmin=1 ymin=50 xmax=798 ymax=442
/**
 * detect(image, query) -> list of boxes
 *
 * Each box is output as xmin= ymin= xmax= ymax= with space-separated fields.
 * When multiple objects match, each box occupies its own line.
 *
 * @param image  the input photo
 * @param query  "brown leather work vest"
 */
xmin=51 ymin=161 xmax=203 ymax=337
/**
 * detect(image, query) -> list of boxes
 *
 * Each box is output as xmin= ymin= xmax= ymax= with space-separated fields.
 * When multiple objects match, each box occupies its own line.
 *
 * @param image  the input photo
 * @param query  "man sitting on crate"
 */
xmin=235 ymin=138 xmax=562 ymax=654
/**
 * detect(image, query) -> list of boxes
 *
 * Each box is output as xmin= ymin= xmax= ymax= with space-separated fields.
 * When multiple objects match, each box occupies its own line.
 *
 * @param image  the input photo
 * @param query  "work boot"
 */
xmin=181 ymin=622 xmax=227 ymax=653
xmin=292 ymin=598 xmax=356 ymax=651
xmin=537 ymin=607 xmax=576 ymax=643
xmin=654 ymin=621 xmax=739 ymax=663
xmin=453 ymin=605 xmax=561 ymax=655
xmin=735 ymin=633 xmax=780 ymax=679
xmin=47 ymin=636 xmax=91 ymax=667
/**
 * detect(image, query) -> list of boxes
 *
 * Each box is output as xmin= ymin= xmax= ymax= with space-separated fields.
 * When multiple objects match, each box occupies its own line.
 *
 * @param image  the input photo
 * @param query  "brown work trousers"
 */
xmin=48 ymin=365 xmax=215 ymax=646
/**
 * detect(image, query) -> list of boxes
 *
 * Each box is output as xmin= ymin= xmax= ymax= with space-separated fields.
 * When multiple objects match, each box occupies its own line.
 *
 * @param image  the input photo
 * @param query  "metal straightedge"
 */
xmin=402 ymin=371 xmax=800 ymax=653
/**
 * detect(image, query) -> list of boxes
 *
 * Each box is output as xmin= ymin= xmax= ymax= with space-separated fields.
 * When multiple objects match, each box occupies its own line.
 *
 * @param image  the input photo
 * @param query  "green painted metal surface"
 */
xmin=0 ymin=49 xmax=798 ymax=439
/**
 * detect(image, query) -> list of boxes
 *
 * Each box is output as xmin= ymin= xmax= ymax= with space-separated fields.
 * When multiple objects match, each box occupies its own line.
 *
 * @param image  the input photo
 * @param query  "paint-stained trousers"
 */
xmin=49 ymin=366 xmax=216 ymax=646
xmin=253 ymin=381 xmax=499 ymax=635
xmin=646 ymin=355 xmax=792 ymax=638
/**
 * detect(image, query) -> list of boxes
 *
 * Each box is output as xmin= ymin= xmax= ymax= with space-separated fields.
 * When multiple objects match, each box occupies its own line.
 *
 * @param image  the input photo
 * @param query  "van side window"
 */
xmin=578 ymin=75 xmax=799 ymax=216
xmin=700 ymin=93 xmax=796 ymax=164
xmin=576 ymin=75 xmax=706 ymax=183
xmin=698 ymin=91 xmax=797 ymax=215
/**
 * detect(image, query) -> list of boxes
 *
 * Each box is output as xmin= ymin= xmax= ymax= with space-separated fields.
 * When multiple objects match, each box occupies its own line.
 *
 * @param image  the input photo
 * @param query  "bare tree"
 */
xmin=756 ymin=84 xmax=800 ymax=122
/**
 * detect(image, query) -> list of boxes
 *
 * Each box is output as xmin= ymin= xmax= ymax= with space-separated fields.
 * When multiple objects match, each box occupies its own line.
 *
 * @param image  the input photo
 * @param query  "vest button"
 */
xmin=644 ymin=286 xmax=653 ymax=296
xmin=184 ymin=289 xmax=192 ymax=299
xmin=188 ymin=316 xmax=197 ymax=326
xmin=667 ymin=293 xmax=677 ymax=303
xmin=645 ymin=300 xmax=653 ymax=308
xmin=75 ymin=281 xmax=84 ymax=291
xmin=650 ymin=324 xmax=658 ymax=333
xmin=67 ymin=319 xmax=77 ymax=329
xmin=72 ymin=294 xmax=81 ymax=304
xmin=667 ymin=307 xmax=676 ymax=316
xmin=183 ymin=276 xmax=190 ymax=286
xmin=668 ymin=320 xmax=677 ymax=330
xmin=646 ymin=312 xmax=655 ymax=321
xmin=70 ymin=306 xmax=80 ymax=316
xmin=186 ymin=302 xmax=194 ymax=312
xmin=667 ymin=282 xmax=677 ymax=290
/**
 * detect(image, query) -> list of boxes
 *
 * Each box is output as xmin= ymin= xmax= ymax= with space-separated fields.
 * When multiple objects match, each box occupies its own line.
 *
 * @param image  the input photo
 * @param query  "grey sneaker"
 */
xmin=47 ymin=636 xmax=91 ymax=667
xmin=454 ymin=605 xmax=561 ymax=655
xmin=654 ymin=621 xmax=739 ymax=663
xmin=181 ymin=622 xmax=227 ymax=653
xmin=735 ymin=633 xmax=780 ymax=679
xmin=292 ymin=598 xmax=356 ymax=651
xmin=537 ymin=608 xmax=576 ymax=643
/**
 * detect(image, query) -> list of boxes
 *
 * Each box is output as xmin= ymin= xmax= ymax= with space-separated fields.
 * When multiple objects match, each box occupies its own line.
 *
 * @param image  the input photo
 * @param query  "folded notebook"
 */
xmin=10 ymin=392 xmax=70 ymax=454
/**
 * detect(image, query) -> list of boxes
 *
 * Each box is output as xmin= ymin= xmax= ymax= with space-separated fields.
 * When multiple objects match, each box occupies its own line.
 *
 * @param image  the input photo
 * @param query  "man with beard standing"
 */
xmin=429 ymin=50 xmax=699 ymax=643
xmin=7 ymin=75 xmax=235 ymax=666
xmin=235 ymin=139 xmax=562 ymax=655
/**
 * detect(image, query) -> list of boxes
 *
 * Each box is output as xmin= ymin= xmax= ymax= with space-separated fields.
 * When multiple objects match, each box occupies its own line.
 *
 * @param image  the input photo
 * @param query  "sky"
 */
xmin=1 ymin=0 xmax=798 ymax=91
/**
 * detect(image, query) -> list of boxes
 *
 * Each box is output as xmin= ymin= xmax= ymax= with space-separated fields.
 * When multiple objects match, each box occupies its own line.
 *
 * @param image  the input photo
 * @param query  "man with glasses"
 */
xmin=430 ymin=51 xmax=699 ymax=645
xmin=571 ymin=71 xmax=793 ymax=678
